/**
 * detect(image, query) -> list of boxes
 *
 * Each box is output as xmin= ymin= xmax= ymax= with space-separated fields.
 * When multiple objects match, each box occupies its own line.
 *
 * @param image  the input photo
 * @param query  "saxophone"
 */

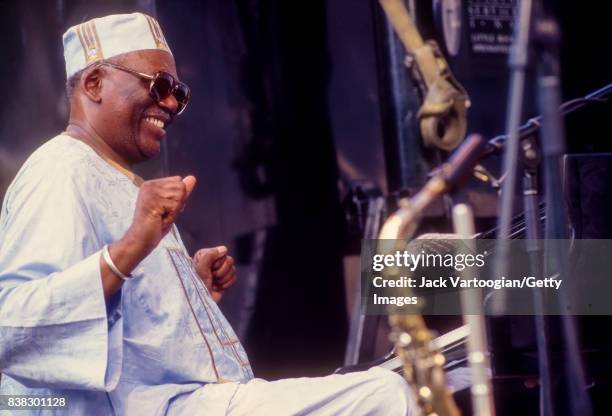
xmin=377 ymin=133 xmax=486 ymax=416
xmin=378 ymin=180 xmax=461 ymax=416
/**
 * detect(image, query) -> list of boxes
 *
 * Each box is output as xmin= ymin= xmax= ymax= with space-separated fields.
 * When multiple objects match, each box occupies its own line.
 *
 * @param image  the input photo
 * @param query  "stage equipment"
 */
xmin=453 ymin=204 xmax=495 ymax=416
xmin=378 ymin=0 xmax=471 ymax=152
xmin=337 ymin=324 xmax=470 ymax=374
xmin=482 ymin=83 xmax=612 ymax=157
xmin=346 ymin=78 xmax=612 ymax=366
xmin=344 ymin=190 xmax=386 ymax=366
xmin=492 ymin=3 xmax=592 ymax=415
xmin=344 ymin=0 xmax=474 ymax=370
xmin=372 ymin=80 xmax=612 ymax=414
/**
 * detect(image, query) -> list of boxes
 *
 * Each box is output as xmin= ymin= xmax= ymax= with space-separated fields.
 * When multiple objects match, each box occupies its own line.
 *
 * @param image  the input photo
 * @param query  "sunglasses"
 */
xmin=100 ymin=61 xmax=191 ymax=115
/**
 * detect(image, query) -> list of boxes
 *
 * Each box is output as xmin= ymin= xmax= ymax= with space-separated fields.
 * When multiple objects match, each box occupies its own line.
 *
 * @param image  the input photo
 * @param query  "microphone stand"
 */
xmin=491 ymin=4 xmax=557 ymax=414
xmin=493 ymin=0 xmax=533 ymax=308
xmin=534 ymin=4 xmax=592 ymax=415
xmin=520 ymin=140 xmax=554 ymax=416
xmin=494 ymin=1 xmax=592 ymax=415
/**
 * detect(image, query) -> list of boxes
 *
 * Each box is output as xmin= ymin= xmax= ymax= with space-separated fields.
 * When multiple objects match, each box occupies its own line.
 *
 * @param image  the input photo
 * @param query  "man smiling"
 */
xmin=0 ymin=13 xmax=414 ymax=415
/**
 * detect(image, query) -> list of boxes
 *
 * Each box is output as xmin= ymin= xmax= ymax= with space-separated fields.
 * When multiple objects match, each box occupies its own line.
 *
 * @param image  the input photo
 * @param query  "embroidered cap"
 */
xmin=62 ymin=13 xmax=172 ymax=78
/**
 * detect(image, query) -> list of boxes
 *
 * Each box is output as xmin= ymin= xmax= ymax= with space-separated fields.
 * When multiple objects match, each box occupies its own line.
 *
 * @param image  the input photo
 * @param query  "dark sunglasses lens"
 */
xmin=173 ymin=84 xmax=190 ymax=114
xmin=150 ymin=73 xmax=174 ymax=101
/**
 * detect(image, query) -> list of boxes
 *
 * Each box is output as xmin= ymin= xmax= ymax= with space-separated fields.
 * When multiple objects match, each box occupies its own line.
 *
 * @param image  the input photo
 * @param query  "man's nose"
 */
xmin=158 ymin=93 xmax=179 ymax=115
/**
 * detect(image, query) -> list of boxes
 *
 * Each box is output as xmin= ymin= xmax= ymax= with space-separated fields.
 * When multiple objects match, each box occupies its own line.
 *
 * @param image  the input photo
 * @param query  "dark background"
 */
xmin=1 ymin=0 xmax=612 ymax=386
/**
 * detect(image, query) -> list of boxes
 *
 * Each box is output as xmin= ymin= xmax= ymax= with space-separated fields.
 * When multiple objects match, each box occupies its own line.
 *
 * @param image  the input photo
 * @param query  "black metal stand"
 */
xmin=534 ymin=6 xmax=592 ymax=415
xmin=493 ymin=0 xmax=534 ymax=304
xmin=521 ymin=148 xmax=554 ymax=416
xmin=494 ymin=1 xmax=592 ymax=415
xmin=344 ymin=196 xmax=386 ymax=365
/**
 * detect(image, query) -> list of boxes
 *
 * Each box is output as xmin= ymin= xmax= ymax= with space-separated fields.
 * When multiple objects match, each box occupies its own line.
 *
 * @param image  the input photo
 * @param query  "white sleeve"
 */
xmin=0 ymin=162 xmax=123 ymax=391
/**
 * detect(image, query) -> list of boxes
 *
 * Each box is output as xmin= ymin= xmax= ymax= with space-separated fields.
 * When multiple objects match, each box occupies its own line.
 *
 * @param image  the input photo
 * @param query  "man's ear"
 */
xmin=80 ymin=66 xmax=104 ymax=103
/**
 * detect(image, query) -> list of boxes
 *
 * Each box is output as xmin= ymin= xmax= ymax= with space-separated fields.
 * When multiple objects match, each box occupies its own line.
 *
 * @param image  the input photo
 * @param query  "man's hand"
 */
xmin=126 ymin=175 xmax=197 ymax=256
xmin=193 ymin=246 xmax=237 ymax=303
xmin=101 ymin=175 xmax=196 ymax=300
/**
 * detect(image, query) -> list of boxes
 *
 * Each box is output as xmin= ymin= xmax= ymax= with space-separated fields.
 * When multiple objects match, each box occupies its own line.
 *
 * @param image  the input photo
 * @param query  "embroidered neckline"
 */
xmin=61 ymin=133 xmax=144 ymax=187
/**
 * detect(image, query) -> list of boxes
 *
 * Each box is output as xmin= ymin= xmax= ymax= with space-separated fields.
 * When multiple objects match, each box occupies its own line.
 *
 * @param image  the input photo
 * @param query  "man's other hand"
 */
xmin=193 ymin=246 xmax=237 ymax=302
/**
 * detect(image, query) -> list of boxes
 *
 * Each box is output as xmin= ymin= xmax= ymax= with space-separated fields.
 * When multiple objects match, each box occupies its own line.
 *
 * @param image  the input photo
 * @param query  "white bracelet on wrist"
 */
xmin=102 ymin=244 xmax=133 ymax=281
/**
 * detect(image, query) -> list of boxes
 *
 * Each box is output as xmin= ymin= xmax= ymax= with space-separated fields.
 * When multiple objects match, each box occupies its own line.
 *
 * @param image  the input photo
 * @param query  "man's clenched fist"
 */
xmin=194 ymin=246 xmax=237 ymax=302
xmin=127 ymin=175 xmax=196 ymax=256
xmin=102 ymin=175 xmax=196 ymax=299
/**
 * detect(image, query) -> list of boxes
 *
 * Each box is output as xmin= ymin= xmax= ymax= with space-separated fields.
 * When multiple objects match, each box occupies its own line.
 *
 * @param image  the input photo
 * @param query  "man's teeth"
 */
xmin=144 ymin=117 xmax=165 ymax=129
